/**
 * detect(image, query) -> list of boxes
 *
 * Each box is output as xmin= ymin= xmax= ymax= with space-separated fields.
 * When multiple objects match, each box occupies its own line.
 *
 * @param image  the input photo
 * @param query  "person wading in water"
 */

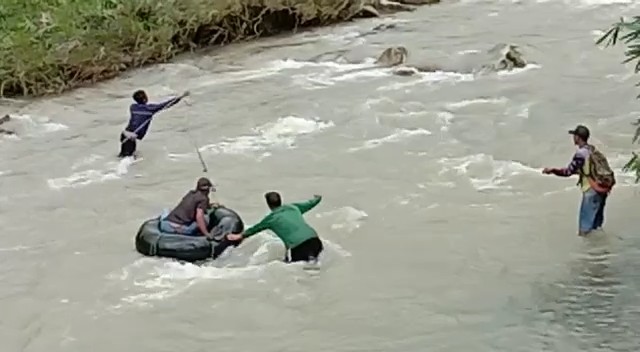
xmin=119 ymin=89 xmax=189 ymax=158
xmin=542 ymin=125 xmax=616 ymax=236
xmin=226 ymin=192 xmax=324 ymax=263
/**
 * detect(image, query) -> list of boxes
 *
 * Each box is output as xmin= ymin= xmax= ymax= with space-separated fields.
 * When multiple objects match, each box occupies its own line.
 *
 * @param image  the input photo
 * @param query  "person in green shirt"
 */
xmin=226 ymin=192 xmax=324 ymax=263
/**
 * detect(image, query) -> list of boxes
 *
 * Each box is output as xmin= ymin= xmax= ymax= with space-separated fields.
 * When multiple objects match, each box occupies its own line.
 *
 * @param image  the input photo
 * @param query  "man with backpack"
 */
xmin=542 ymin=125 xmax=616 ymax=236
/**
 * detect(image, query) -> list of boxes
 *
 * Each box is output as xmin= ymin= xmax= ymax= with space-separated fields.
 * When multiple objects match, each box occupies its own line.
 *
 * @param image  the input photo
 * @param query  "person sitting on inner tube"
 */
xmin=226 ymin=192 xmax=324 ymax=263
xmin=160 ymin=177 xmax=220 ymax=238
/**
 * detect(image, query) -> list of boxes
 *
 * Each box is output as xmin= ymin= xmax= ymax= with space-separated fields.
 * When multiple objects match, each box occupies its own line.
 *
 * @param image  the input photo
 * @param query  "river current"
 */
xmin=2 ymin=0 xmax=640 ymax=351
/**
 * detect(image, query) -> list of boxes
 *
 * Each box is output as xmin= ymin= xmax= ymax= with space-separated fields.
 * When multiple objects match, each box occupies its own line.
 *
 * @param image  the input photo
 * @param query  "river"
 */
xmin=2 ymin=0 xmax=640 ymax=351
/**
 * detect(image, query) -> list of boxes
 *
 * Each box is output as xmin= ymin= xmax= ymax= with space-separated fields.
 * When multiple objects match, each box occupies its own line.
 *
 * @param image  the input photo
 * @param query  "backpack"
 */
xmin=586 ymin=145 xmax=616 ymax=190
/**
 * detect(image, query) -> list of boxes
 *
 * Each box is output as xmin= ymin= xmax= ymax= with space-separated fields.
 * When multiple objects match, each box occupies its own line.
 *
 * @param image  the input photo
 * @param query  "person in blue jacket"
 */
xmin=118 ymin=89 xmax=189 ymax=158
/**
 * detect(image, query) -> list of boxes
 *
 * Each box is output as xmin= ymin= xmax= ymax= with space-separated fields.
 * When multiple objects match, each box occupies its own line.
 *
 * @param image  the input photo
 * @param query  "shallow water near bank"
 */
xmin=2 ymin=0 xmax=640 ymax=351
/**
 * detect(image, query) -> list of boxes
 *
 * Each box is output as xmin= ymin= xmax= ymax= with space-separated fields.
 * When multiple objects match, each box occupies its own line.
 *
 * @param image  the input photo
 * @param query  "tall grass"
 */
xmin=0 ymin=0 xmax=377 ymax=98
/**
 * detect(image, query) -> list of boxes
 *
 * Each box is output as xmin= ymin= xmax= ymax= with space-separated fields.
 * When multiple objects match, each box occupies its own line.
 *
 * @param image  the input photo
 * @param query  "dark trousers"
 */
xmin=119 ymin=133 xmax=137 ymax=158
xmin=287 ymin=237 xmax=324 ymax=263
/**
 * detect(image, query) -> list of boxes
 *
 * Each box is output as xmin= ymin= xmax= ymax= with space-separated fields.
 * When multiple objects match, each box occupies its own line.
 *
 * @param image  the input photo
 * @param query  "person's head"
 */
xmin=195 ymin=177 xmax=215 ymax=195
xmin=568 ymin=125 xmax=590 ymax=146
xmin=264 ymin=191 xmax=282 ymax=210
xmin=133 ymin=90 xmax=148 ymax=104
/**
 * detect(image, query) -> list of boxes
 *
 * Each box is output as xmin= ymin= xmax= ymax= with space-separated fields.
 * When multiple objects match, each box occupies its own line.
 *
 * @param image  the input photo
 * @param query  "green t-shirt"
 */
xmin=243 ymin=196 xmax=322 ymax=249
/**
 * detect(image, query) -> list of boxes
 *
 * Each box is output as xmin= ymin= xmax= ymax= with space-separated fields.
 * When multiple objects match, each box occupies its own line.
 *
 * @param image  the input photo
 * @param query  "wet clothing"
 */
xmin=125 ymin=97 xmax=182 ymax=140
xmin=119 ymin=132 xmax=137 ymax=158
xmin=287 ymin=237 xmax=323 ymax=263
xmin=243 ymin=196 xmax=323 ymax=255
xmin=579 ymin=188 xmax=607 ymax=234
xmin=161 ymin=190 xmax=210 ymax=236
xmin=159 ymin=211 xmax=210 ymax=236
xmin=550 ymin=144 xmax=608 ymax=233
xmin=118 ymin=96 xmax=182 ymax=158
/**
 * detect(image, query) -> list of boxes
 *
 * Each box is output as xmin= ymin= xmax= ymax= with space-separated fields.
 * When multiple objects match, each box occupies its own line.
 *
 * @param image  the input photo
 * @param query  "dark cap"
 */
xmin=568 ymin=125 xmax=590 ymax=140
xmin=196 ymin=177 xmax=215 ymax=191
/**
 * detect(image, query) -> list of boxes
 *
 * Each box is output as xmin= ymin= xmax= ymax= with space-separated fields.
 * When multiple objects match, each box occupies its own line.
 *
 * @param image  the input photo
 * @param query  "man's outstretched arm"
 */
xmin=145 ymin=91 xmax=189 ymax=113
xmin=292 ymin=195 xmax=322 ymax=214
xmin=543 ymin=150 xmax=587 ymax=177
xmin=227 ymin=215 xmax=272 ymax=241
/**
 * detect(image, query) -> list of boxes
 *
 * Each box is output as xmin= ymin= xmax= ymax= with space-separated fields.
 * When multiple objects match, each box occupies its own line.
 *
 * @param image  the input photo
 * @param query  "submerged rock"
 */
xmin=0 ymin=114 xmax=15 ymax=135
xmin=374 ymin=43 xmax=528 ymax=76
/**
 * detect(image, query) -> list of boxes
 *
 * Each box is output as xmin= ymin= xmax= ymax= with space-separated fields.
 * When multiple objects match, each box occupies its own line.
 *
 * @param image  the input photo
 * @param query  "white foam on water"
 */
xmin=322 ymin=238 xmax=352 ymax=258
xmin=312 ymin=65 xmax=390 ymax=83
xmin=71 ymin=154 xmax=104 ymax=170
xmin=360 ymin=96 xmax=393 ymax=109
xmin=320 ymin=30 xmax=366 ymax=46
xmin=605 ymin=71 xmax=636 ymax=83
xmin=109 ymin=237 xmax=351 ymax=308
xmin=445 ymin=97 xmax=509 ymax=110
xmin=1 ymin=133 xmax=20 ymax=141
xmin=438 ymin=153 xmax=540 ymax=191
xmin=458 ymin=49 xmax=481 ymax=55
xmin=436 ymin=111 xmax=455 ymax=132
xmin=316 ymin=18 xmax=410 ymax=44
xmin=495 ymin=63 xmax=541 ymax=76
xmin=190 ymin=62 xmax=298 ymax=90
xmin=507 ymin=104 xmax=531 ymax=119
xmin=5 ymin=113 xmax=68 ymax=136
xmin=169 ymin=116 xmax=333 ymax=159
xmin=394 ymin=192 xmax=424 ymax=205
xmin=46 ymin=157 xmax=138 ymax=190
xmin=377 ymin=70 xmax=475 ymax=91
xmin=0 ymin=245 xmax=32 ymax=252
xmin=315 ymin=206 xmax=369 ymax=233
xmin=273 ymin=58 xmax=376 ymax=72
xmin=349 ymin=128 xmax=432 ymax=152
xmin=283 ymin=58 xmax=391 ymax=89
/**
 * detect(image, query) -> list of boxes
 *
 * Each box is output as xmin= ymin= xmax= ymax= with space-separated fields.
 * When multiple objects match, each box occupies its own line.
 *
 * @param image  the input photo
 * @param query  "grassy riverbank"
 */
xmin=0 ymin=0 xmax=437 ymax=98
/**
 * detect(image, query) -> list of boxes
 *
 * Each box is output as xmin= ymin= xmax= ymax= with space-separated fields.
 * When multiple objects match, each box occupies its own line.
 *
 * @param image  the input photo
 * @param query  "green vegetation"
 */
xmin=0 ymin=0 xmax=389 ymax=98
xmin=597 ymin=17 xmax=640 ymax=182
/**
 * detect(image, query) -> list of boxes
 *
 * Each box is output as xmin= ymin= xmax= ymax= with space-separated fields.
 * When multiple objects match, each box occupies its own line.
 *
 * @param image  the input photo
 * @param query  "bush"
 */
xmin=597 ymin=16 xmax=640 ymax=182
xmin=0 ymin=0 xmax=368 ymax=97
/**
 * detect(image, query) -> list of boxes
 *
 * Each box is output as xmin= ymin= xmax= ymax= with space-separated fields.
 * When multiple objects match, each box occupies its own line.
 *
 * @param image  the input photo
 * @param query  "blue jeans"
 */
xmin=579 ymin=188 xmax=607 ymax=234
xmin=158 ymin=209 xmax=209 ymax=236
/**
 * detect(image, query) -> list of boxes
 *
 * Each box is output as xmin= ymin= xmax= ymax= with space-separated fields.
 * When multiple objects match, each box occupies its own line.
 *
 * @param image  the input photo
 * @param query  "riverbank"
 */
xmin=0 ymin=0 xmax=439 ymax=98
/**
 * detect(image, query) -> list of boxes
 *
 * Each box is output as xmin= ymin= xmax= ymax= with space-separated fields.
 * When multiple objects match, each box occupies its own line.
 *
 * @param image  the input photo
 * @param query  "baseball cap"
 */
xmin=568 ymin=125 xmax=590 ymax=140
xmin=196 ymin=177 xmax=215 ymax=191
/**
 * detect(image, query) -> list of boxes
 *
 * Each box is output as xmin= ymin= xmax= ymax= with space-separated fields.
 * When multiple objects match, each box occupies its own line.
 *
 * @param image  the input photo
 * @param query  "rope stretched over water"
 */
xmin=182 ymin=98 xmax=208 ymax=173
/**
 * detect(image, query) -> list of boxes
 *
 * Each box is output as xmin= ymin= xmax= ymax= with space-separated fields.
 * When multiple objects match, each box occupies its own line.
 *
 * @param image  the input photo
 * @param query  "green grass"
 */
xmin=0 ymin=0 xmax=373 ymax=98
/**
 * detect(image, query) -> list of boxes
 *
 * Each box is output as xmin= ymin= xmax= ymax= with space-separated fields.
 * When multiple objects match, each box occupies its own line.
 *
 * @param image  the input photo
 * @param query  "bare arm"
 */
xmin=196 ymin=208 xmax=209 ymax=237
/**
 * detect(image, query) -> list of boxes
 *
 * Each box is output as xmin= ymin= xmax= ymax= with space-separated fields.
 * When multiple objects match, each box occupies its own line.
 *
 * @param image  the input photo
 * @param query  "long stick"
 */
xmin=182 ymin=98 xmax=208 ymax=173
xmin=186 ymin=129 xmax=208 ymax=173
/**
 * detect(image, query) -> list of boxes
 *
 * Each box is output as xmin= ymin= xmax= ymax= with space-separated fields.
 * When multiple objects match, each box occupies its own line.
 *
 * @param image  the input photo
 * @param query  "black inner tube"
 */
xmin=207 ymin=206 xmax=245 ymax=259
